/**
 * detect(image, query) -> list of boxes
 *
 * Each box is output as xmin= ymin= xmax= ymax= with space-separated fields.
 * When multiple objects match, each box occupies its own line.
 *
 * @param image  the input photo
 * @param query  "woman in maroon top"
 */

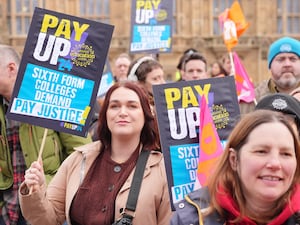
xmin=19 ymin=81 xmax=172 ymax=225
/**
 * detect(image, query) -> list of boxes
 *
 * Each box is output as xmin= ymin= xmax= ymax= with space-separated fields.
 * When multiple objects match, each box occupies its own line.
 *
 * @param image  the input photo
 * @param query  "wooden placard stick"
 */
xmin=29 ymin=128 xmax=48 ymax=194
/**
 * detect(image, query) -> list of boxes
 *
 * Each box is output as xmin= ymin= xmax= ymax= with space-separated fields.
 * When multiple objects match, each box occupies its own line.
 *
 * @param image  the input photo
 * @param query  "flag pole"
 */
xmin=229 ymin=51 xmax=235 ymax=76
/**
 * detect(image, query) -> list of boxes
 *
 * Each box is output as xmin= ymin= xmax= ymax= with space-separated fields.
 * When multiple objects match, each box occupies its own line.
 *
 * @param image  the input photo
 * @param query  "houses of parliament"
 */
xmin=0 ymin=0 xmax=299 ymax=85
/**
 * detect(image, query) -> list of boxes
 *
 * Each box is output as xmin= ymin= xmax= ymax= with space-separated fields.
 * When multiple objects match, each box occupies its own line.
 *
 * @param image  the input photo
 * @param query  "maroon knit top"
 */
xmin=70 ymin=146 xmax=140 ymax=225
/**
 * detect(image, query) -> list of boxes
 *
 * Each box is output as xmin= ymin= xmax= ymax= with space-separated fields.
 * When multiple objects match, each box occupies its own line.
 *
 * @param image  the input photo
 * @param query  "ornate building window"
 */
xmin=212 ymin=0 xmax=234 ymax=35
xmin=7 ymin=0 xmax=45 ymax=36
xmin=79 ymin=0 xmax=110 ymax=23
xmin=277 ymin=0 xmax=300 ymax=34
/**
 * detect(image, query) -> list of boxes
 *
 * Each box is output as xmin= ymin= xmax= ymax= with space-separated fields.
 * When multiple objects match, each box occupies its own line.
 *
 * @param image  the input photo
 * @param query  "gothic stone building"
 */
xmin=0 ymin=0 xmax=299 ymax=85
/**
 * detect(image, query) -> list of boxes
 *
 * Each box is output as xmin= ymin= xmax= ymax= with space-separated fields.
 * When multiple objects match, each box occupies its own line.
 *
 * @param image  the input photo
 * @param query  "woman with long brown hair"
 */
xmin=19 ymin=81 xmax=171 ymax=225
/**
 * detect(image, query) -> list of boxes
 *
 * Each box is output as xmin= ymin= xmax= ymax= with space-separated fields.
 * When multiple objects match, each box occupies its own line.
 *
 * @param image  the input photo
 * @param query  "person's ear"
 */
xmin=7 ymin=62 xmax=18 ymax=77
xmin=180 ymin=69 xmax=185 ymax=80
xmin=229 ymin=148 xmax=238 ymax=171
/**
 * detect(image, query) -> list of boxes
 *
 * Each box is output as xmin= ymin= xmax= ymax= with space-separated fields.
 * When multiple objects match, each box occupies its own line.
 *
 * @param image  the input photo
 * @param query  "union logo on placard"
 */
xmin=155 ymin=9 xmax=168 ymax=21
xmin=212 ymin=104 xmax=229 ymax=129
xmin=70 ymin=44 xmax=95 ymax=67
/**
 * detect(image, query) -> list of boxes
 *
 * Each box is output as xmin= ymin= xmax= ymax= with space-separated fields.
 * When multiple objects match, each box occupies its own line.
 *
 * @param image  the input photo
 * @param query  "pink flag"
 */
xmin=233 ymin=52 xmax=255 ymax=103
xmin=197 ymin=96 xmax=223 ymax=186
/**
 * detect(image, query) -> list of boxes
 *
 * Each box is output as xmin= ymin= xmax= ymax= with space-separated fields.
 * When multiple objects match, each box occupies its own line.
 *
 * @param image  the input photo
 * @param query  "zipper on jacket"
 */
xmin=0 ymin=122 xmax=5 ymax=146
xmin=0 ymin=135 xmax=5 ymax=146
xmin=28 ymin=125 xmax=33 ymax=145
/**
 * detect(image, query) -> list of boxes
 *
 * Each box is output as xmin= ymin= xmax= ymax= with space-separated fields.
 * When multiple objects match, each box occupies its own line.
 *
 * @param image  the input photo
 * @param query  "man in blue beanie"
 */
xmin=255 ymin=36 xmax=300 ymax=101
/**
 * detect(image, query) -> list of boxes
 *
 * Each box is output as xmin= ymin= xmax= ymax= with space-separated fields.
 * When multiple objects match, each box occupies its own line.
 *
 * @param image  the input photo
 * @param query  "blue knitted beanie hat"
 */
xmin=268 ymin=37 xmax=300 ymax=68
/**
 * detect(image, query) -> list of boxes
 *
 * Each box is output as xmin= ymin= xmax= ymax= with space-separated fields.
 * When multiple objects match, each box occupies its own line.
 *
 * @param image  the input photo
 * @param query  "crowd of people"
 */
xmin=0 ymin=35 xmax=299 ymax=225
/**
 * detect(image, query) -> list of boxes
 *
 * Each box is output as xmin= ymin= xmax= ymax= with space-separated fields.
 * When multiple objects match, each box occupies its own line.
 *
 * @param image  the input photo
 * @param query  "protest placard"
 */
xmin=130 ymin=0 xmax=172 ymax=53
xmin=153 ymin=76 xmax=240 ymax=209
xmin=7 ymin=7 xmax=114 ymax=137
